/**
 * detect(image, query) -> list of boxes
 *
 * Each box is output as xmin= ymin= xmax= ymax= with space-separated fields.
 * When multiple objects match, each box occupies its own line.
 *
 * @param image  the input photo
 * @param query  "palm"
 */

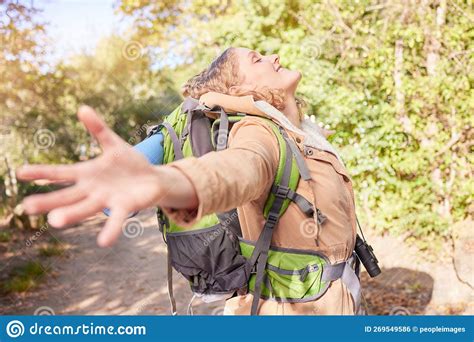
xmin=17 ymin=106 xmax=160 ymax=247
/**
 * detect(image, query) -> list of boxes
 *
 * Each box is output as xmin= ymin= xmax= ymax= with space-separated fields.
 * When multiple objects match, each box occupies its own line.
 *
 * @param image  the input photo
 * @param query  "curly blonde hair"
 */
xmin=182 ymin=47 xmax=305 ymax=120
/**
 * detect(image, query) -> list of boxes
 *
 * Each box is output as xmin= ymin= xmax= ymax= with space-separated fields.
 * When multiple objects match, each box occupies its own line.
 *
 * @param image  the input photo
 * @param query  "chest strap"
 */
xmin=270 ymin=184 xmax=327 ymax=225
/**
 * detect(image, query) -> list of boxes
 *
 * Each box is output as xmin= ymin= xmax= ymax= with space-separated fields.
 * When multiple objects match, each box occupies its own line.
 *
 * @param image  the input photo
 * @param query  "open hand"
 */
xmin=16 ymin=106 xmax=163 ymax=247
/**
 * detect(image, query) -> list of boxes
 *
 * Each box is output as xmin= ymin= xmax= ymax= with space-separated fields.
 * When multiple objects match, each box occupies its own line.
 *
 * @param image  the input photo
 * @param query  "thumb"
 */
xmin=322 ymin=128 xmax=336 ymax=138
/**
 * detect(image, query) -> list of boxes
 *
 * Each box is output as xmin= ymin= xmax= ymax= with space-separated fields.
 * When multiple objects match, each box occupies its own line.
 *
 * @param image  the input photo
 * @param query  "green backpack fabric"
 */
xmin=152 ymin=97 xmax=361 ymax=315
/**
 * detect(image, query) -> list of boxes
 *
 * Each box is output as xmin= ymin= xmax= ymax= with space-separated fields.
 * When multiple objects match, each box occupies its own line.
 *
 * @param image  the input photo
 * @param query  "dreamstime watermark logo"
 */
xmin=33 ymin=129 xmax=55 ymax=150
xmin=106 ymin=120 xmax=155 ymax=163
xmin=122 ymin=41 xmax=144 ymax=61
xmin=203 ymin=210 xmax=239 ymax=247
xmin=302 ymin=38 xmax=322 ymax=59
xmin=203 ymin=226 xmax=224 ymax=247
xmin=127 ymin=120 xmax=153 ymax=145
xmin=34 ymin=306 xmax=55 ymax=315
xmin=214 ymin=128 xmax=228 ymax=149
xmin=299 ymin=218 xmax=319 ymax=238
xmin=6 ymin=320 xmax=25 ymax=338
xmin=122 ymin=219 xmax=144 ymax=239
xmin=287 ymin=9 xmax=323 ymax=59
xmin=389 ymin=306 xmax=411 ymax=315
xmin=25 ymin=223 xmax=49 ymax=247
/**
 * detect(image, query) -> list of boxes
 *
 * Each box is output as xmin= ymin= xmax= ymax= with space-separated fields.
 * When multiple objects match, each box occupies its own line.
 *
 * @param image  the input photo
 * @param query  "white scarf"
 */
xmin=253 ymin=101 xmax=345 ymax=165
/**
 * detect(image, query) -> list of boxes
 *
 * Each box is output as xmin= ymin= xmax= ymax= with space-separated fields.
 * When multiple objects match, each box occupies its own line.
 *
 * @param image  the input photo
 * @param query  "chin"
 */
xmin=292 ymin=69 xmax=302 ymax=80
xmin=284 ymin=69 xmax=302 ymax=93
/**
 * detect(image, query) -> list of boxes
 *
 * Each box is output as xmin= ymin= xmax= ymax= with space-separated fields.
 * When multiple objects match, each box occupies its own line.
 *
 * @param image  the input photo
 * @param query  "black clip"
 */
xmin=316 ymin=208 xmax=327 ymax=225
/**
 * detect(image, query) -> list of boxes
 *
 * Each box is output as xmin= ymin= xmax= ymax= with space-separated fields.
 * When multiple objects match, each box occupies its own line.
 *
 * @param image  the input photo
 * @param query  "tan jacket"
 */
xmin=161 ymin=92 xmax=358 ymax=315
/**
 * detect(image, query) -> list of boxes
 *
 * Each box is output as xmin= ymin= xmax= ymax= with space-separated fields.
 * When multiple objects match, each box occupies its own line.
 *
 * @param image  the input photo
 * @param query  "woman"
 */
xmin=17 ymin=47 xmax=359 ymax=315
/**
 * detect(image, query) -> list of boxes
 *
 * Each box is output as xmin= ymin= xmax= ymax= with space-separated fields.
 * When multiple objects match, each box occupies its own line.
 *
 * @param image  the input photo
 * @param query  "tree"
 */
xmin=118 ymin=0 xmax=473 ymax=252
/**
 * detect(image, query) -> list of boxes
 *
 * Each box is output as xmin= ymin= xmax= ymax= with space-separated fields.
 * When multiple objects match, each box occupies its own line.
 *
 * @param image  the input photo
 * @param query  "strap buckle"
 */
xmin=247 ymin=260 xmax=258 ymax=275
xmin=250 ymin=265 xmax=257 ymax=274
xmin=146 ymin=125 xmax=160 ymax=138
xmin=272 ymin=184 xmax=290 ymax=199
xmin=265 ymin=212 xmax=279 ymax=227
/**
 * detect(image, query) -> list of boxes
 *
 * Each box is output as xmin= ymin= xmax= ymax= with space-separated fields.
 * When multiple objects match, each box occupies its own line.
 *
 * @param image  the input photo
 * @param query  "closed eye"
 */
xmin=254 ymin=58 xmax=262 ymax=63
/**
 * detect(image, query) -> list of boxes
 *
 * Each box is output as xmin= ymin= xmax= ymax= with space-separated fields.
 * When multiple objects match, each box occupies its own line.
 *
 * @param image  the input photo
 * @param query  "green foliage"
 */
xmin=2 ymin=0 xmax=472 ymax=254
xmin=38 ymin=239 xmax=64 ymax=257
xmin=1 ymin=261 xmax=47 ymax=294
xmin=0 ymin=231 xmax=12 ymax=243
xmin=118 ymin=0 xmax=473 ymax=251
xmin=1 ymin=1 xmax=182 ymax=216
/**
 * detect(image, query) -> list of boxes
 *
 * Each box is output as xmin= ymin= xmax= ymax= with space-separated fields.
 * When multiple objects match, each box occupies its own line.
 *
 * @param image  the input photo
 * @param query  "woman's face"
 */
xmin=233 ymin=47 xmax=302 ymax=96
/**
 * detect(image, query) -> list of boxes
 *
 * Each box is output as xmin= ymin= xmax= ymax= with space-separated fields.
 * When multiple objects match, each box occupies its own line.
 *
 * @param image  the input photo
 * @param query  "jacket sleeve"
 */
xmin=160 ymin=117 xmax=279 ymax=227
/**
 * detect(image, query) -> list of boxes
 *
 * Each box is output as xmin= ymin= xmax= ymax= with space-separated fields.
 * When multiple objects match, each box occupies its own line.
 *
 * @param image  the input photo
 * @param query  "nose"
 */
xmin=268 ymin=54 xmax=280 ymax=70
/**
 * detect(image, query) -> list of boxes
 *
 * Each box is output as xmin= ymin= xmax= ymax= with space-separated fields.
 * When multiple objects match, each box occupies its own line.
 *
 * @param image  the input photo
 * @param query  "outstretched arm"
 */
xmin=18 ymin=106 xmax=279 ymax=247
xmin=17 ymin=106 xmax=198 ymax=247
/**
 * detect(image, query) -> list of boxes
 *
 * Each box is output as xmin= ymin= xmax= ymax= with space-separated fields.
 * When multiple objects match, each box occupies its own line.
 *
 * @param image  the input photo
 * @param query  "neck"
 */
xmin=281 ymin=94 xmax=302 ymax=129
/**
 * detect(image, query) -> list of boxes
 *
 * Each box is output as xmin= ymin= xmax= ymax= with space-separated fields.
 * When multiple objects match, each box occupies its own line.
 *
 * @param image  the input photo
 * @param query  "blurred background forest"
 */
xmin=0 ymin=0 xmax=472 ymax=315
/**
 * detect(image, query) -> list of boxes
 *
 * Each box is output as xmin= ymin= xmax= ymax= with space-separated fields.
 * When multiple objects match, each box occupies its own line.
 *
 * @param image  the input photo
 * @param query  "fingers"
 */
xmin=77 ymin=106 xmax=122 ymax=150
xmin=322 ymin=129 xmax=336 ymax=138
xmin=199 ymin=92 xmax=217 ymax=108
xmin=97 ymin=206 xmax=130 ymax=248
xmin=22 ymin=185 xmax=86 ymax=215
xmin=47 ymin=196 xmax=104 ymax=228
xmin=317 ymin=126 xmax=336 ymax=138
xmin=16 ymin=164 xmax=80 ymax=182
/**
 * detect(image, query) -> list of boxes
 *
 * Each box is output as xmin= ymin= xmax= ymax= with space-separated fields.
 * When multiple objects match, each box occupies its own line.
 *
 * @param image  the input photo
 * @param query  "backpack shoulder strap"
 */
xmin=241 ymin=117 xmax=302 ymax=315
xmin=159 ymin=97 xmax=207 ymax=162
xmin=159 ymin=102 xmax=186 ymax=163
xmin=212 ymin=114 xmax=313 ymax=220
xmin=255 ymin=118 xmax=300 ymax=218
xmin=259 ymin=118 xmax=324 ymax=222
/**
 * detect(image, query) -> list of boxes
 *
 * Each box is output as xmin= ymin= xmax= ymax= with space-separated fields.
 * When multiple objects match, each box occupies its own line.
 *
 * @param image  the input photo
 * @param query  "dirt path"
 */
xmin=2 ymin=209 xmax=224 ymax=315
xmin=1 ymin=209 xmax=472 ymax=315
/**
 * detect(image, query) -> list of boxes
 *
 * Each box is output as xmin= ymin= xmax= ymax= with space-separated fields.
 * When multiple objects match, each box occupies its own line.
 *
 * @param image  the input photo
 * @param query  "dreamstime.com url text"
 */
xmin=5 ymin=320 xmax=146 ymax=338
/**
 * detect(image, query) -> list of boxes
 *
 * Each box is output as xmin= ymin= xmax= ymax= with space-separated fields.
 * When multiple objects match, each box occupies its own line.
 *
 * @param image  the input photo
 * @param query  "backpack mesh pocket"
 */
xmin=166 ymin=223 xmax=249 ymax=294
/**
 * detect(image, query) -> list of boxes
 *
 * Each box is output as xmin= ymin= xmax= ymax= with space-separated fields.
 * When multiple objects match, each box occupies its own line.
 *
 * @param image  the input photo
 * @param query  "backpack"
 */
xmin=150 ymin=97 xmax=362 ymax=315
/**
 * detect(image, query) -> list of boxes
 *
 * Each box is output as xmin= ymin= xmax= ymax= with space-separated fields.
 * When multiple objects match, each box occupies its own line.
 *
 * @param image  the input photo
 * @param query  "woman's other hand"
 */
xmin=16 ymin=106 xmax=164 ymax=247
